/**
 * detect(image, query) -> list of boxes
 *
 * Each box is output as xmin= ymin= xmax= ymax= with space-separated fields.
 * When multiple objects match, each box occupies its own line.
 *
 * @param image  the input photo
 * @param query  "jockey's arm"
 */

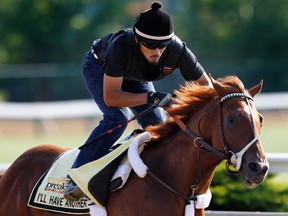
xmin=195 ymin=72 xmax=213 ymax=88
xmin=103 ymin=74 xmax=148 ymax=107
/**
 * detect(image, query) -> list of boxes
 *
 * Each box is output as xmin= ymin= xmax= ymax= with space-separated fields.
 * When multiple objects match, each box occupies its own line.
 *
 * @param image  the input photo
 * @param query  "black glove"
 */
xmin=147 ymin=91 xmax=173 ymax=108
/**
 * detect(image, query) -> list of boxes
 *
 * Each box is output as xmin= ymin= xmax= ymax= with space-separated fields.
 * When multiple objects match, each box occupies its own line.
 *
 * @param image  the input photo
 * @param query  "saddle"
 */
xmin=68 ymin=129 xmax=147 ymax=207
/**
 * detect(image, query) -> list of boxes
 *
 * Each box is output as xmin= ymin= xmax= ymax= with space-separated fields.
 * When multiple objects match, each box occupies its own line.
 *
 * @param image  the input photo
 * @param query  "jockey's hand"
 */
xmin=147 ymin=91 xmax=173 ymax=108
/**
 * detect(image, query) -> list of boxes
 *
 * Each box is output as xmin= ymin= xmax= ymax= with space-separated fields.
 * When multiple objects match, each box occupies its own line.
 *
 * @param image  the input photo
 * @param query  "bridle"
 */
xmin=171 ymin=92 xmax=259 ymax=173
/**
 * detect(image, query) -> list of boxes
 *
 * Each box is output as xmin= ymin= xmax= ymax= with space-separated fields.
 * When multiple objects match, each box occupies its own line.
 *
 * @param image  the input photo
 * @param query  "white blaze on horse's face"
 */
xmin=243 ymin=104 xmax=250 ymax=116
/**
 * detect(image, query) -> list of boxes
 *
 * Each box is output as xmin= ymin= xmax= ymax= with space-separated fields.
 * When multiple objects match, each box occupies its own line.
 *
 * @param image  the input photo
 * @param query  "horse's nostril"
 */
xmin=249 ymin=162 xmax=260 ymax=172
xmin=248 ymin=162 xmax=268 ymax=174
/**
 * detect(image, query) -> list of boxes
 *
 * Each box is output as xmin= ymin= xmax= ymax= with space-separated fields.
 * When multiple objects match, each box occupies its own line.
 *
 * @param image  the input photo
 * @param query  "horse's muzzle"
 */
xmin=242 ymin=160 xmax=269 ymax=187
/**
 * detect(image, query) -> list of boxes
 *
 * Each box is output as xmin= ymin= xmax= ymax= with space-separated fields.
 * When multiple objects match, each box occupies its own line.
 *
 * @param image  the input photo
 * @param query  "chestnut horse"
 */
xmin=0 ymin=75 xmax=269 ymax=216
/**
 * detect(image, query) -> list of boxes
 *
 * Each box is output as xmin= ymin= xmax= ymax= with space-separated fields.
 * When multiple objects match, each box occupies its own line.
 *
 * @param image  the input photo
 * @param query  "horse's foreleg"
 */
xmin=195 ymin=209 xmax=205 ymax=216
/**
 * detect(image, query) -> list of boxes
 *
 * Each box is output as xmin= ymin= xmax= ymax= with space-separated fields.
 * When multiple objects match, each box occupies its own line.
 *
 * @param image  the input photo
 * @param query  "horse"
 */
xmin=0 ymin=75 xmax=269 ymax=216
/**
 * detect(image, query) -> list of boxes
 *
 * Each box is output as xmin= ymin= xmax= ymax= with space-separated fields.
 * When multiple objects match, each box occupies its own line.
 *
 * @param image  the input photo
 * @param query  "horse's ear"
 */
xmin=209 ymin=73 xmax=224 ymax=96
xmin=248 ymin=80 xmax=263 ymax=97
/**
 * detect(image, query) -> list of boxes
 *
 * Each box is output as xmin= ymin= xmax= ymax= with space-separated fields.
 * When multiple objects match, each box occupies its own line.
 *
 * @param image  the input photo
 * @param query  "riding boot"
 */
xmin=64 ymin=178 xmax=85 ymax=201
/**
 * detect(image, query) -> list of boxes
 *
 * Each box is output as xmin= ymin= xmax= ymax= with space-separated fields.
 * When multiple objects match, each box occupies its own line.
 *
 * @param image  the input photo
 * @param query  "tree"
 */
xmin=0 ymin=0 xmax=131 ymax=63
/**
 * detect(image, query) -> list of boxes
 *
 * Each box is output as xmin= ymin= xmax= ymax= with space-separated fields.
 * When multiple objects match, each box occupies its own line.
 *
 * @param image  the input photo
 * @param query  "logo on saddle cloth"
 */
xmin=44 ymin=176 xmax=70 ymax=194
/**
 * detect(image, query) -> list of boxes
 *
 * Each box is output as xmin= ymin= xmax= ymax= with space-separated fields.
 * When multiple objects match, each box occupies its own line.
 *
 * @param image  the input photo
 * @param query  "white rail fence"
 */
xmin=0 ymin=99 xmax=101 ymax=120
xmin=0 ymin=92 xmax=288 ymax=120
xmin=0 ymin=164 xmax=9 ymax=173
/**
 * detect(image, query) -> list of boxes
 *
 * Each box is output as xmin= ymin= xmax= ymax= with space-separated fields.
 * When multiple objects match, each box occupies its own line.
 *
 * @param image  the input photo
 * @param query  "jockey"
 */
xmin=64 ymin=1 xmax=212 ymax=201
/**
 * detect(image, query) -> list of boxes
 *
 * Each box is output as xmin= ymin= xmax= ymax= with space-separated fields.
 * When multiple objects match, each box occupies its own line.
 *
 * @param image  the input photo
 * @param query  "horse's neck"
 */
xmin=143 ymin=108 xmax=221 ymax=196
xmin=143 ymin=132 xmax=204 ymax=194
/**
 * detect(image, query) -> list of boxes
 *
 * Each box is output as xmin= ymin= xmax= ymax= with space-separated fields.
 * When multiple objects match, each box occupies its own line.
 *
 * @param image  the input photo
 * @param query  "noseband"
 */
xmin=171 ymin=92 xmax=259 ymax=173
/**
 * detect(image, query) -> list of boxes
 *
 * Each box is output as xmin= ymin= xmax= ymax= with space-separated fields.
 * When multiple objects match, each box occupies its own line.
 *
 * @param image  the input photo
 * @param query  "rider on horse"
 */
xmin=64 ymin=1 xmax=212 ymax=201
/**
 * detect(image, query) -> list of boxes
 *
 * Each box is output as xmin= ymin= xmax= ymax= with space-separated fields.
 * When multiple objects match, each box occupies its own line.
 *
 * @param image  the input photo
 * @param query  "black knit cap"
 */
xmin=134 ymin=2 xmax=174 ymax=42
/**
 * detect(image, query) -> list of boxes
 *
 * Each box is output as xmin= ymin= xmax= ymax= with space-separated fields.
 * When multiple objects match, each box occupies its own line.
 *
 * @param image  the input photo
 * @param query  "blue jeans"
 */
xmin=72 ymin=51 xmax=165 ymax=168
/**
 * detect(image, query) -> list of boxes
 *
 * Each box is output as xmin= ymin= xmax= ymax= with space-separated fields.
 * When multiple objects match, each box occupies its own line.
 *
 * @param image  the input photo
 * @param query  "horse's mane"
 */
xmin=146 ymin=75 xmax=246 ymax=142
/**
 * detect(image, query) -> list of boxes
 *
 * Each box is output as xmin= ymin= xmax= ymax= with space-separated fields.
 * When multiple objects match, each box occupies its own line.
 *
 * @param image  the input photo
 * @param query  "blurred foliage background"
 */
xmin=0 ymin=0 xmax=288 ymax=101
xmin=208 ymin=163 xmax=288 ymax=212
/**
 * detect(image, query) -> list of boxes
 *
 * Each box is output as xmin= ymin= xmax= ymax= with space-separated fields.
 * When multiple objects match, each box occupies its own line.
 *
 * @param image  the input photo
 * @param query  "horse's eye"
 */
xmin=227 ymin=115 xmax=234 ymax=125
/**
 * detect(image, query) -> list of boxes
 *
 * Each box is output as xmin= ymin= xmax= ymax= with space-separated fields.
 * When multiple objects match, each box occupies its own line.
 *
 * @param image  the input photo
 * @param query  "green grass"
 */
xmin=0 ymin=133 xmax=87 ymax=164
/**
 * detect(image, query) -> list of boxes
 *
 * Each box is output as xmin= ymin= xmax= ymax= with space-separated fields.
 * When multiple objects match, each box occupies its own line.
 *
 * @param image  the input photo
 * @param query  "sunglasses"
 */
xmin=140 ymin=40 xmax=170 ymax=50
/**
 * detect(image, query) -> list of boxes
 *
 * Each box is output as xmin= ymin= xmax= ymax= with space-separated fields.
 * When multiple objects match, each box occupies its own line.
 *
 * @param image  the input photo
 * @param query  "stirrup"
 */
xmin=64 ymin=180 xmax=85 ymax=201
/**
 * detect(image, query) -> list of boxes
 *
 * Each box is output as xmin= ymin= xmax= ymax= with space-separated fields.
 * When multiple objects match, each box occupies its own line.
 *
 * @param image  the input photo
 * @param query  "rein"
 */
xmin=78 ymin=105 xmax=158 ymax=149
xmin=147 ymin=170 xmax=193 ymax=202
xmin=147 ymin=148 xmax=219 ymax=204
